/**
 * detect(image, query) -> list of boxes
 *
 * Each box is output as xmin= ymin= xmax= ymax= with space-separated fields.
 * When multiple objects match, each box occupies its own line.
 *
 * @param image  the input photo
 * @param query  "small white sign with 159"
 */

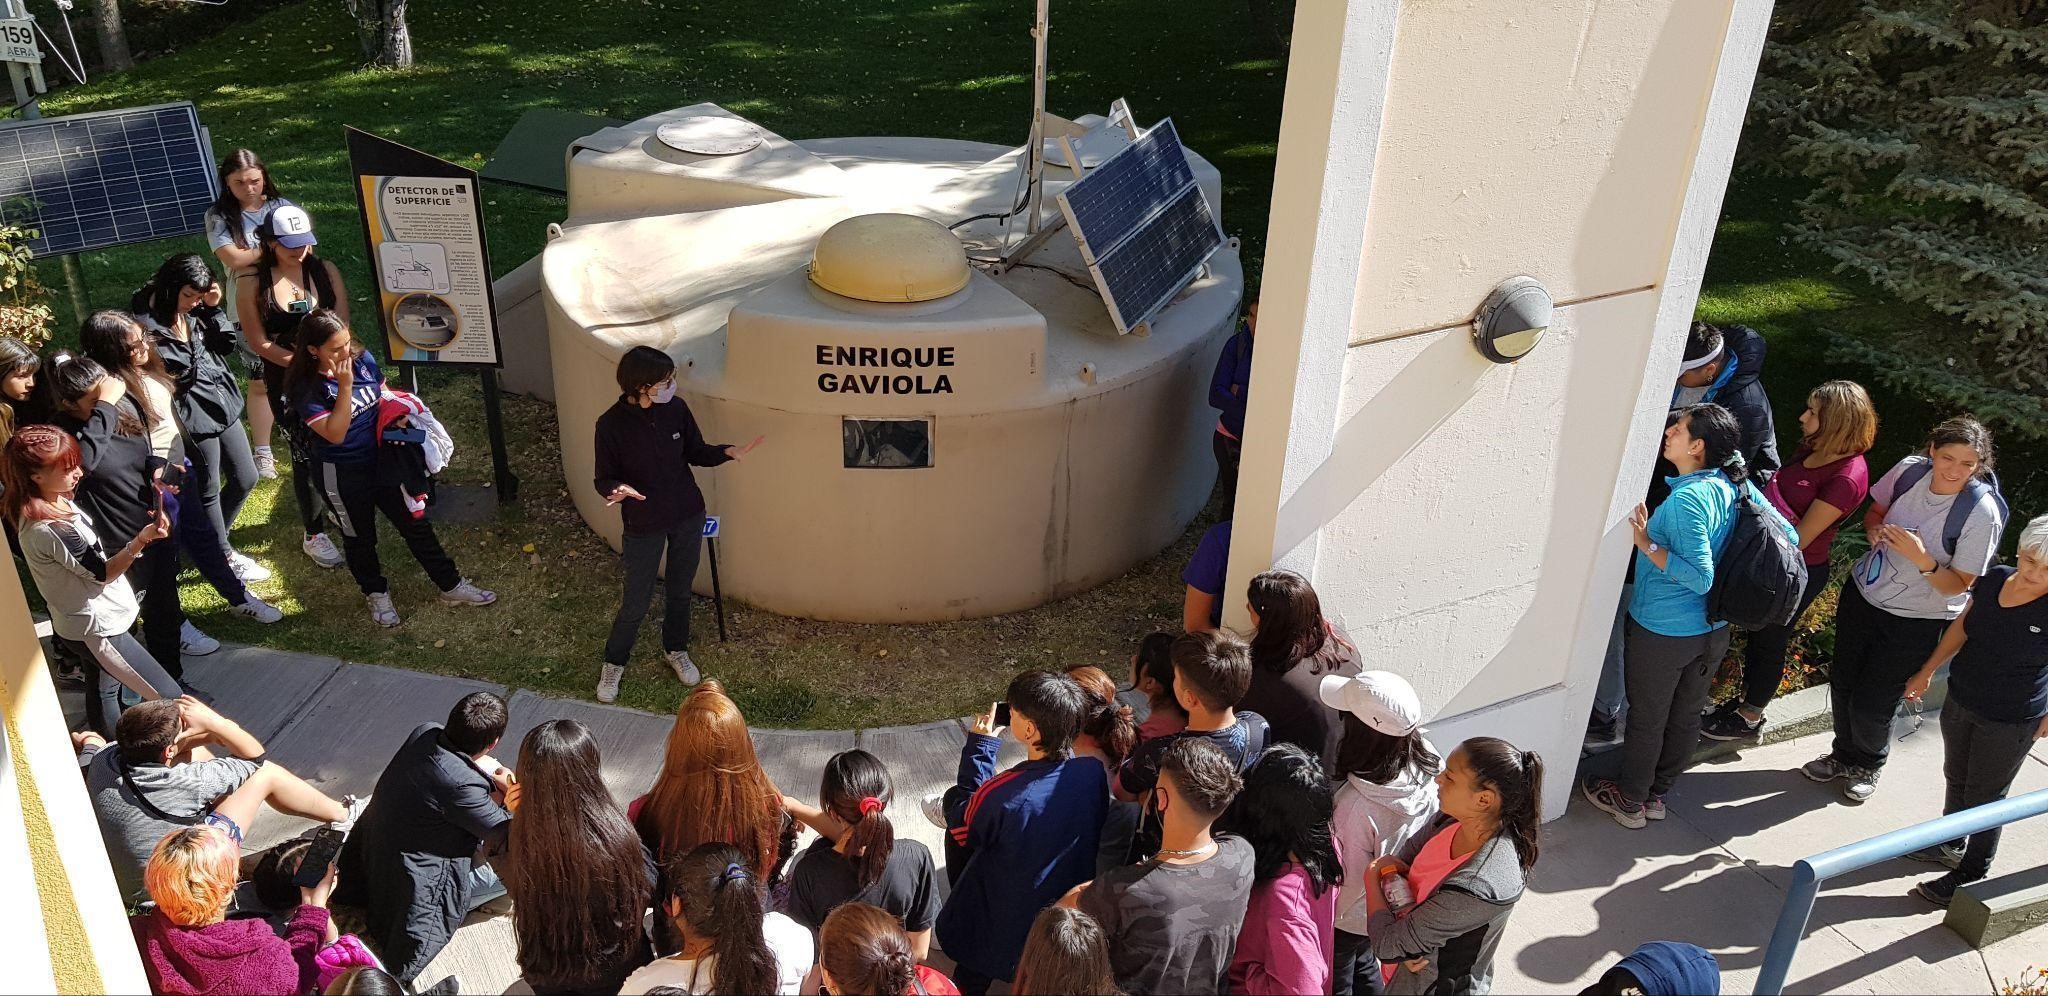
xmin=0 ymin=20 xmax=38 ymax=65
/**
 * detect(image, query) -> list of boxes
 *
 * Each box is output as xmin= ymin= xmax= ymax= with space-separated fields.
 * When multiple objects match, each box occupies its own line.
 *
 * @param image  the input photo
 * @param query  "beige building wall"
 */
xmin=0 ymin=545 xmax=150 ymax=993
xmin=1228 ymin=0 xmax=1774 ymax=817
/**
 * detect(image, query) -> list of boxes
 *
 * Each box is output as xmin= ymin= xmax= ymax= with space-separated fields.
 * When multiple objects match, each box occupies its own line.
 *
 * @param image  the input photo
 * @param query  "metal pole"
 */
xmin=707 ymin=536 xmax=726 ymax=642
xmin=1753 ymin=863 xmax=1820 ymax=996
xmin=478 ymin=368 xmax=519 ymax=502
xmin=1023 ymin=0 xmax=1049 ymax=234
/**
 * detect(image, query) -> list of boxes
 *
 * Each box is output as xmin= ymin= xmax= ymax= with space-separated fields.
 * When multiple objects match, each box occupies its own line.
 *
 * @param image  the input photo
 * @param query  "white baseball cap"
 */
xmin=267 ymin=204 xmax=317 ymax=249
xmin=1319 ymin=670 xmax=1423 ymax=736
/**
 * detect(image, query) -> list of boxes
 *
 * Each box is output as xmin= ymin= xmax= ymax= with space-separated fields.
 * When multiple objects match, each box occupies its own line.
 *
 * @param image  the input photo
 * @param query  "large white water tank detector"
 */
xmin=539 ymin=104 xmax=1242 ymax=622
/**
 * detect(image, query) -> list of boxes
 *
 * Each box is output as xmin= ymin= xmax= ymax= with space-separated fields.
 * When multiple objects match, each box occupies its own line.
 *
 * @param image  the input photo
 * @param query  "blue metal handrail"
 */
xmin=1754 ymin=787 xmax=2048 ymax=994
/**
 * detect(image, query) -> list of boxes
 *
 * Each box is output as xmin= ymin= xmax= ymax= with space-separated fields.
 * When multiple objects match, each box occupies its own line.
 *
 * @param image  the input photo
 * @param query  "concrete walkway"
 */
xmin=67 ymin=642 xmax=2048 ymax=994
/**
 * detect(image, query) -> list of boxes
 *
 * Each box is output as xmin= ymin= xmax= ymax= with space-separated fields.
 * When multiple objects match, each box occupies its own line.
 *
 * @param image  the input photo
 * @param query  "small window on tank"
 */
xmin=842 ymin=418 xmax=933 ymax=469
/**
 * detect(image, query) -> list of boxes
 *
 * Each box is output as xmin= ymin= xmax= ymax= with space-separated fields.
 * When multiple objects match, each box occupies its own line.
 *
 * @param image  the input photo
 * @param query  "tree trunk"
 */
xmin=342 ymin=0 xmax=413 ymax=68
xmin=90 ymin=0 xmax=132 ymax=72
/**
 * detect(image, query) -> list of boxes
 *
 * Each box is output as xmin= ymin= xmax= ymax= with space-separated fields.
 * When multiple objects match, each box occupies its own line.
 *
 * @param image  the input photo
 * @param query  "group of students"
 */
xmin=86 ymin=564 xmax=1566 ymax=996
xmin=0 ymin=148 xmax=497 ymax=740
xmin=1580 ymin=321 xmax=2048 ymax=910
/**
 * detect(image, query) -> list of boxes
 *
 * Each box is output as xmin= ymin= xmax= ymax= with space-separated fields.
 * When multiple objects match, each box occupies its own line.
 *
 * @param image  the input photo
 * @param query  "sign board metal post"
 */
xmin=345 ymin=126 xmax=519 ymax=502
xmin=704 ymin=515 xmax=726 ymax=642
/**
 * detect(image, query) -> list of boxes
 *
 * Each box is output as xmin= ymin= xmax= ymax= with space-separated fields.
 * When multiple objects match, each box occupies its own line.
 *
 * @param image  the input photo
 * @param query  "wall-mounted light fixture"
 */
xmin=1472 ymin=276 xmax=1552 ymax=364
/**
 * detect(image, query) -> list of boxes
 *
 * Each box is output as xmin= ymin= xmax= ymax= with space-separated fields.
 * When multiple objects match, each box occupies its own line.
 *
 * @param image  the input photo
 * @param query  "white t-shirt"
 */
xmin=204 ymin=196 xmax=293 ymax=253
xmin=1853 ymin=455 xmax=2003 ymax=619
xmin=617 ymin=911 xmax=813 ymax=995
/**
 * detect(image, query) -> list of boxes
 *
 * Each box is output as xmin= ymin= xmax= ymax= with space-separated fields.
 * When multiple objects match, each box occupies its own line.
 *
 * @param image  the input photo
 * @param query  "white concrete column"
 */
xmin=1222 ymin=0 xmax=1400 ymax=633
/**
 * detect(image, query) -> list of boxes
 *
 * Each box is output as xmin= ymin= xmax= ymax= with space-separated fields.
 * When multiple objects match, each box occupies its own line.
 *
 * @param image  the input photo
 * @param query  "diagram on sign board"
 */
xmin=378 ymin=241 xmax=451 ymax=294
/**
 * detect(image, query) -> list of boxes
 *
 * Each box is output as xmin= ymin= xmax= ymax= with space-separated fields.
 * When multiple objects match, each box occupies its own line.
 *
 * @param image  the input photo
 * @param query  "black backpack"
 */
xmin=1706 ymin=482 xmax=1810 ymax=631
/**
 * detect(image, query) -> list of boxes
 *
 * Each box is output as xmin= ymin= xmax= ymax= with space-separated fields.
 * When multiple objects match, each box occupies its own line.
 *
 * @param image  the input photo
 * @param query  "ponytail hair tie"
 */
xmin=720 ymin=861 xmax=749 ymax=885
xmin=858 ymin=796 xmax=884 ymax=818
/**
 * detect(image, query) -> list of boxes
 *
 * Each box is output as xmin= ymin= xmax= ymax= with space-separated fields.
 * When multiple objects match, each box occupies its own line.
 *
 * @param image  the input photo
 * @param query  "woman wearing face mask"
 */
xmin=283 ymin=309 xmax=495 ymax=628
xmin=1804 ymin=416 xmax=2006 ymax=804
xmin=237 ymin=204 xmax=348 ymax=571
xmin=205 ymin=149 xmax=294 ymax=481
xmin=132 ymin=256 xmax=272 ymax=586
xmin=592 ymin=345 xmax=761 ymax=703
xmin=3 ymin=424 xmax=179 ymax=735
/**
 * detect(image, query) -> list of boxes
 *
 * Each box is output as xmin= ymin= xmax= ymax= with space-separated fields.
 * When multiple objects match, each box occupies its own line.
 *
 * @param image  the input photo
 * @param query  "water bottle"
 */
xmin=1378 ymin=863 xmax=1415 ymax=910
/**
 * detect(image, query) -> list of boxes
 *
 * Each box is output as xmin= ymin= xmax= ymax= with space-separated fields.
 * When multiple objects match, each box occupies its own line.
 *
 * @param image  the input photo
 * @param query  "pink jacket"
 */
xmin=132 ymin=906 xmax=329 ymax=995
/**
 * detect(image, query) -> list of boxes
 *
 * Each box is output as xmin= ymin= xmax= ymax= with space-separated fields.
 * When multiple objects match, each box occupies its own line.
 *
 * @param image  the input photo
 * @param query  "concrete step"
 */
xmin=1946 ymin=864 xmax=2048 ymax=947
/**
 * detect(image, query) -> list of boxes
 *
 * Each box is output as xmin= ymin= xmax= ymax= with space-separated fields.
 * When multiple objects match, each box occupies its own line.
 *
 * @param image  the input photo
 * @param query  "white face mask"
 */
xmin=650 ymin=380 xmax=676 ymax=404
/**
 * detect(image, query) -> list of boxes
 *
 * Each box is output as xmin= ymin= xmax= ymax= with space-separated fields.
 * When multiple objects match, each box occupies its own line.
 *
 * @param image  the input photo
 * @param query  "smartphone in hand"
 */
xmin=990 ymin=701 xmax=1012 ymax=729
xmin=292 ymin=827 xmax=347 ymax=888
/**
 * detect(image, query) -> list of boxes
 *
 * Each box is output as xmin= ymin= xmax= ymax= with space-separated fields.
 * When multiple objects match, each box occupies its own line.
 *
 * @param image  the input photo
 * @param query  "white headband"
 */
xmin=1679 ymin=342 xmax=1723 ymax=373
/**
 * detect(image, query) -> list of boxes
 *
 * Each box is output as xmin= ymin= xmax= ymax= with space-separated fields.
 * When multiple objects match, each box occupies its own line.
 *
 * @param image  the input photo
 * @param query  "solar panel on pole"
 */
xmin=1055 ymin=118 xmax=1222 ymax=334
xmin=0 ymin=101 xmax=215 ymax=257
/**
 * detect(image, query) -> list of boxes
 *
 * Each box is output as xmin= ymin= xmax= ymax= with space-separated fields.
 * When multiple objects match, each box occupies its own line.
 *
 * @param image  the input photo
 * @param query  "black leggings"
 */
xmin=263 ymin=363 xmax=325 ymax=536
xmin=316 ymin=459 xmax=461 ymax=595
xmin=130 ymin=529 xmax=186 ymax=682
xmin=1736 ymin=567 xmax=1827 ymax=709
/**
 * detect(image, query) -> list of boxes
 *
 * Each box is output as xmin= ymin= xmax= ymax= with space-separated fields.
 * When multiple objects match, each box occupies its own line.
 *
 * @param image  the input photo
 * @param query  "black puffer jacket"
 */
xmin=1646 ymin=323 xmax=1781 ymax=514
xmin=139 ymin=306 xmax=244 ymax=439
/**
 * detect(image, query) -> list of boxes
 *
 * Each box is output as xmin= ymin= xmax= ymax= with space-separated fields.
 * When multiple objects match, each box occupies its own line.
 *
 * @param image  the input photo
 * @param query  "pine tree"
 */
xmin=1749 ymin=1 xmax=2048 ymax=449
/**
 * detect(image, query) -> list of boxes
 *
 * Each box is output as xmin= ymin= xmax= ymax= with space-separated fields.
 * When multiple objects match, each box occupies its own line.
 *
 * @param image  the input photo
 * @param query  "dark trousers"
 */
xmin=317 ymin=460 xmax=461 ymax=596
xmin=64 ymin=631 xmax=181 ymax=737
xmin=130 ymin=525 xmax=186 ymax=683
xmin=1737 ymin=567 xmax=1827 ymax=709
xmin=186 ymin=423 xmax=256 ymax=547
xmin=1828 ymin=582 xmax=1949 ymax=770
xmin=264 ymin=366 xmax=325 ymax=535
xmin=604 ymin=515 xmax=706 ymax=666
xmin=1619 ymin=617 xmax=1731 ymax=803
xmin=1332 ymin=928 xmax=1388 ymax=996
xmin=1212 ymin=430 xmax=1241 ymax=515
xmin=1938 ymin=697 xmax=2038 ymax=882
xmin=174 ymin=479 xmax=249 ymax=607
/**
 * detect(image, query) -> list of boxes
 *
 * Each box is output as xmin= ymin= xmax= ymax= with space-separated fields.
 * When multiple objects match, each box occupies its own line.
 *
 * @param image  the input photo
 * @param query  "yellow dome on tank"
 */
xmin=809 ymin=213 xmax=971 ymax=303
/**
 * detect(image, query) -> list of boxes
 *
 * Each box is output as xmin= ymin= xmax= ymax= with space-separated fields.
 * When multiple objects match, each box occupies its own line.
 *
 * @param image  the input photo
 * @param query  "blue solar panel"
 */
xmin=1055 ymin=118 xmax=1221 ymax=333
xmin=0 ymin=102 xmax=216 ymax=257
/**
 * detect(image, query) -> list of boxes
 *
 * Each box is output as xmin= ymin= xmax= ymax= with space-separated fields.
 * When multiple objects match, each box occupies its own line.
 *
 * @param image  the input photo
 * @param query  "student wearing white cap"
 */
xmin=1320 ymin=670 xmax=1441 ymax=996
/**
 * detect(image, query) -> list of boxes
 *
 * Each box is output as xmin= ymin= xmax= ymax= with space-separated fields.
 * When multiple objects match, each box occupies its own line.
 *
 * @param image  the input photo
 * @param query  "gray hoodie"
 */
xmin=1368 ymin=813 xmax=1528 ymax=995
xmin=1332 ymin=740 xmax=1440 ymax=935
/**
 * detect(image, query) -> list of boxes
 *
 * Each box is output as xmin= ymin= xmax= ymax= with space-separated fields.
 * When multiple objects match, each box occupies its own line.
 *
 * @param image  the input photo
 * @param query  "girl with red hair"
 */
xmin=131 ymin=824 xmax=338 ymax=995
xmin=3 ymin=423 xmax=179 ymax=733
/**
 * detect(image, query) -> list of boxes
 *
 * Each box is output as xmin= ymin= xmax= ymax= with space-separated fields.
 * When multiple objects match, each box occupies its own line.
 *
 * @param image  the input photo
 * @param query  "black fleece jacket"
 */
xmin=592 ymin=395 xmax=731 ymax=533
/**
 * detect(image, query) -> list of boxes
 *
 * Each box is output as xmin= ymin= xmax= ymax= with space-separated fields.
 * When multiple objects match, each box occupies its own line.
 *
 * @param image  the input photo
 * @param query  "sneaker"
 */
xmin=417 ymin=975 xmax=462 ymax=996
xmin=439 ymin=579 xmax=498 ymax=606
xmin=303 ymin=533 xmax=345 ymax=569
xmin=1843 ymin=766 xmax=1880 ymax=802
xmin=366 ymin=592 xmax=401 ymax=628
xmin=921 ymin=792 xmax=949 ymax=830
xmin=665 ymin=649 xmax=701 ymax=686
xmin=227 ymin=551 xmax=273 ymax=583
xmin=1701 ymin=705 xmax=1764 ymax=742
xmin=53 ymin=661 xmax=87 ymax=687
xmin=228 ymin=595 xmax=284 ymax=624
xmin=1583 ymin=714 xmax=1624 ymax=750
xmin=330 ymin=793 xmax=369 ymax=832
xmin=253 ymin=448 xmax=278 ymax=480
xmin=1644 ymin=794 xmax=1667 ymax=822
xmin=1907 ymin=843 xmax=1964 ymax=870
xmin=1581 ymin=777 xmax=1647 ymax=830
xmin=1913 ymin=874 xmax=1960 ymax=907
xmin=596 ymin=663 xmax=625 ymax=704
xmin=179 ymin=620 xmax=221 ymax=656
xmin=1802 ymin=754 xmax=1849 ymax=783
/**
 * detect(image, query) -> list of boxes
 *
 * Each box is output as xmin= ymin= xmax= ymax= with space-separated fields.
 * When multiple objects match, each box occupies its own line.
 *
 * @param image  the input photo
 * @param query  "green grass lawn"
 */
xmin=23 ymin=2 xmax=2004 ymax=725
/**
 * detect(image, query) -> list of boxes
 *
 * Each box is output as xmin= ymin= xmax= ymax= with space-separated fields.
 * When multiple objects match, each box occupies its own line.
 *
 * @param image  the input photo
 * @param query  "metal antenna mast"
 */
xmin=1024 ymin=0 xmax=1049 ymax=233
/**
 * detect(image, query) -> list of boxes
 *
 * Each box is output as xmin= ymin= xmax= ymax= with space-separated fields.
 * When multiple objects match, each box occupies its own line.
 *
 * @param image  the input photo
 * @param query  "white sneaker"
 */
xmin=228 ymin=595 xmax=284 ymax=623
xmin=921 ymin=792 xmax=949 ymax=830
xmin=366 ymin=592 xmax=401 ymax=628
xmin=303 ymin=533 xmax=345 ymax=569
xmin=596 ymin=663 xmax=625 ymax=704
xmin=330 ymin=793 xmax=370 ymax=832
xmin=179 ymin=620 xmax=221 ymax=656
xmin=439 ymin=579 xmax=498 ymax=606
xmin=253 ymin=448 xmax=278 ymax=480
xmin=227 ymin=550 xmax=273 ymax=582
xmin=666 ymin=649 xmax=700 ymax=686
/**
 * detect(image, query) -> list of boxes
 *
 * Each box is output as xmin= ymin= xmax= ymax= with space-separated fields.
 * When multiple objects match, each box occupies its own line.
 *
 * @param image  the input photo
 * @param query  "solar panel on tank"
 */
xmin=1055 ymin=118 xmax=1223 ymax=334
xmin=0 ymin=102 xmax=216 ymax=257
